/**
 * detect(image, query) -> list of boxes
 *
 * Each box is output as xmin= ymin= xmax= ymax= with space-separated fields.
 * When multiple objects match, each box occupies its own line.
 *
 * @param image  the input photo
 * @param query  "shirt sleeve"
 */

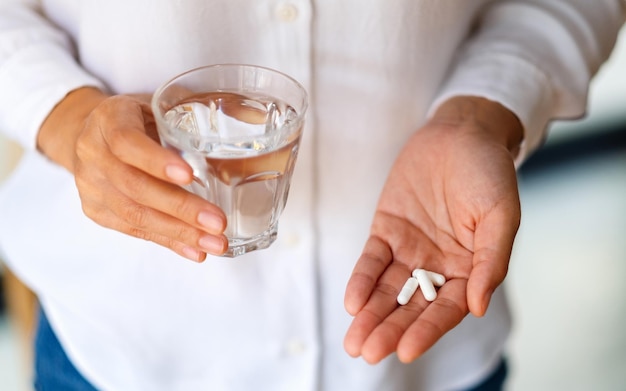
xmin=0 ymin=1 xmax=105 ymax=151
xmin=428 ymin=0 xmax=625 ymax=166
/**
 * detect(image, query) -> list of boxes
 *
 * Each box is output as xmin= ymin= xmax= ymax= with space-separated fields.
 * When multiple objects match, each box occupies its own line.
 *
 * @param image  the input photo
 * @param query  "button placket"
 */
xmin=285 ymin=338 xmax=307 ymax=356
xmin=275 ymin=3 xmax=299 ymax=22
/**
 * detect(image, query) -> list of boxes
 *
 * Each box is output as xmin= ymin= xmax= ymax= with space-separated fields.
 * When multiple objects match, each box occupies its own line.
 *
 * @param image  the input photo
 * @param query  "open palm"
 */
xmin=344 ymin=113 xmax=521 ymax=364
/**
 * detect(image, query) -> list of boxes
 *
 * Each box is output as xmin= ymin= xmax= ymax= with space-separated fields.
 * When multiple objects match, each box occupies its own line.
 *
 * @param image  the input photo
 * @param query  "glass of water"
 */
xmin=151 ymin=64 xmax=308 ymax=257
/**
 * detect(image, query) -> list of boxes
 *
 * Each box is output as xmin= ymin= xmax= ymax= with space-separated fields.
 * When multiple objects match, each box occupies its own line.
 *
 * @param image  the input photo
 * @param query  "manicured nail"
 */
xmin=197 ymin=211 xmax=225 ymax=233
xmin=182 ymin=246 xmax=204 ymax=262
xmin=199 ymin=235 xmax=226 ymax=254
xmin=165 ymin=164 xmax=190 ymax=183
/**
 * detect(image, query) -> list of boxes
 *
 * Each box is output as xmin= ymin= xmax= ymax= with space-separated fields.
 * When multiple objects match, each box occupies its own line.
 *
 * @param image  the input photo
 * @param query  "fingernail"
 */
xmin=199 ymin=235 xmax=226 ymax=255
xmin=198 ymin=211 xmax=225 ymax=233
xmin=182 ymin=246 xmax=204 ymax=262
xmin=165 ymin=164 xmax=191 ymax=183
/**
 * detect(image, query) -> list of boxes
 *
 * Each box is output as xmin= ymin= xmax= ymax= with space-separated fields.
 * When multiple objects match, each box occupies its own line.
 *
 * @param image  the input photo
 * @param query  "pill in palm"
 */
xmin=428 ymin=271 xmax=446 ymax=287
xmin=412 ymin=269 xmax=446 ymax=287
xmin=396 ymin=277 xmax=419 ymax=305
xmin=414 ymin=269 xmax=437 ymax=301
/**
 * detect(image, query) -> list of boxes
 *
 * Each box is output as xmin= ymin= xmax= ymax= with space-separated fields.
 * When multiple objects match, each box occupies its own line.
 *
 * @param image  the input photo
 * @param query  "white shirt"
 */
xmin=0 ymin=1 xmax=622 ymax=390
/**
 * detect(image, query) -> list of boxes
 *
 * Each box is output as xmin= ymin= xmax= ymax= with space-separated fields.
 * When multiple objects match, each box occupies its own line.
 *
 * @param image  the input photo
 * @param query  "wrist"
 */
xmin=430 ymin=96 xmax=523 ymax=158
xmin=37 ymin=87 xmax=109 ymax=172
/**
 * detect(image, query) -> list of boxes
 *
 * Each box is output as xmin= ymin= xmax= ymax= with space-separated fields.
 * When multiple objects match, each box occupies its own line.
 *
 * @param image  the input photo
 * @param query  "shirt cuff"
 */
xmin=0 ymin=43 xmax=105 ymax=151
xmin=428 ymin=52 xmax=555 ymax=168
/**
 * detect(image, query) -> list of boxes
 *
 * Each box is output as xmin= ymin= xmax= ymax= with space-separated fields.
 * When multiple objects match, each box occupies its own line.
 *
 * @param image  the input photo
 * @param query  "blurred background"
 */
xmin=505 ymin=24 xmax=626 ymax=390
xmin=1 ymin=28 xmax=625 ymax=391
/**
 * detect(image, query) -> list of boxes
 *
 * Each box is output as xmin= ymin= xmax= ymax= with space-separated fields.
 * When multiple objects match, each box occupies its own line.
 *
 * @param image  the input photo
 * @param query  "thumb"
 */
xmin=467 ymin=205 xmax=520 ymax=317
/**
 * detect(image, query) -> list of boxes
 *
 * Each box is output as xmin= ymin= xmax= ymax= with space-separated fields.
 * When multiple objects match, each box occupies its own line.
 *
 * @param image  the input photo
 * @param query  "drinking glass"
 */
xmin=152 ymin=64 xmax=308 ymax=257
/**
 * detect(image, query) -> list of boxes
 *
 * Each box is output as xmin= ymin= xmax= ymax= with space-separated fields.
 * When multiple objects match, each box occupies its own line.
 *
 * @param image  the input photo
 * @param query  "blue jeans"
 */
xmin=465 ymin=359 xmax=508 ymax=391
xmin=34 ymin=307 xmax=507 ymax=390
xmin=34 ymin=308 xmax=98 ymax=391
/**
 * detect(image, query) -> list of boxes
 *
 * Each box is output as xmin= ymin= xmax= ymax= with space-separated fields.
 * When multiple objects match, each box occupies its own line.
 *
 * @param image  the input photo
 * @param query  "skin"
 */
xmin=37 ymin=87 xmax=228 ymax=262
xmin=343 ymin=95 xmax=523 ymax=364
xmin=38 ymin=87 xmax=522 ymax=361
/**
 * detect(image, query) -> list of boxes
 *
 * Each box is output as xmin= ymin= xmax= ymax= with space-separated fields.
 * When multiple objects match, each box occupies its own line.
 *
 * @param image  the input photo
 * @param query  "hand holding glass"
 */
xmin=152 ymin=64 xmax=308 ymax=257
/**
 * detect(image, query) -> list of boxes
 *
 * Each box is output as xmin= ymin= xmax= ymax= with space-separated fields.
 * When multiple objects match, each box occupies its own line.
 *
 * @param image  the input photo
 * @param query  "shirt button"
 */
xmin=275 ymin=3 xmax=299 ymax=22
xmin=285 ymin=339 xmax=307 ymax=355
xmin=283 ymin=232 xmax=300 ymax=247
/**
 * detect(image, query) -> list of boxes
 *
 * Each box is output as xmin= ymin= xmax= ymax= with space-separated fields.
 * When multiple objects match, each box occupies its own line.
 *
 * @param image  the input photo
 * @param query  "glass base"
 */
xmin=222 ymin=225 xmax=278 ymax=258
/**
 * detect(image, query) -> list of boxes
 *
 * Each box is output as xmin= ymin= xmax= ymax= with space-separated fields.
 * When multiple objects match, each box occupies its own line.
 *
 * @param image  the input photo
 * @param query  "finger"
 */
xmin=95 ymin=96 xmax=194 ymax=185
xmin=112 ymin=199 xmax=228 ymax=256
xmin=76 ymin=161 xmax=227 ymax=256
xmin=396 ymin=278 xmax=468 ymax=363
xmin=344 ymin=293 xmax=396 ymax=358
xmin=108 ymin=162 xmax=226 ymax=235
xmin=344 ymin=235 xmax=394 ymax=315
xmin=108 ymin=214 xmax=209 ymax=262
xmin=358 ymin=299 xmax=429 ymax=364
xmin=467 ymin=204 xmax=519 ymax=316
xmin=76 ymin=142 xmax=226 ymax=239
xmin=344 ymin=259 xmax=410 ymax=358
xmin=87 ymin=196 xmax=228 ymax=257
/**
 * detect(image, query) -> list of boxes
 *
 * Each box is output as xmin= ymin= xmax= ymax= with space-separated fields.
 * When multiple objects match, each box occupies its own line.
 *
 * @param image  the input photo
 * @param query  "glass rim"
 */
xmin=151 ymin=63 xmax=309 ymax=119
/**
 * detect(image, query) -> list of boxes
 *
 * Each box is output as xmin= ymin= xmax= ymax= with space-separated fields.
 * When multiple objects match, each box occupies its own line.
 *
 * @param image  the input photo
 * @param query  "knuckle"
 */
xmin=173 ymin=225 xmax=196 ymax=243
xmin=171 ymin=191 xmax=199 ymax=219
xmin=171 ymin=222 xmax=190 ymax=239
xmin=75 ymin=176 xmax=108 ymax=209
xmin=118 ymin=171 xmax=149 ymax=200
xmin=165 ymin=219 xmax=199 ymax=244
xmin=128 ymin=228 xmax=181 ymax=255
xmin=123 ymin=203 xmax=151 ymax=228
xmin=105 ymin=125 xmax=133 ymax=154
xmin=80 ymin=202 xmax=101 ymax=222
xmin=81 ymin=203 xmax=119 ymax=232
xmin=74 ymin=129 xmax=97 ymax=163
xmin=73 ymin=172 xmax=89 ymax=193
xmin=98 ymin=97 xmax=145 ymax=155
xmin=75 ymin=103 xmax=112 ymax=160
xmin=74 ymin=166 xmax=98 ymax=191
xmin=74 ymin=134 xmax=88 ymax=161
xmin=127 ymin=226 xmax=152 ymax=241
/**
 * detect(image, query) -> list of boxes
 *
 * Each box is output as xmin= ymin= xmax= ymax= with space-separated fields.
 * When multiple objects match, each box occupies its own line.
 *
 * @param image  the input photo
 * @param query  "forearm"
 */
xmin=428 ymin=0 xmax=624 ymax=166
xmin=37 ymin=87 xmax=109 ymax=173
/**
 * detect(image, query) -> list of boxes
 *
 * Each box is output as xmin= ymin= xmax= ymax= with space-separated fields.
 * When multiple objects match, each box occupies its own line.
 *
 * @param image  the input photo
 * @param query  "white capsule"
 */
xmin=397 ymin=277 xmax=419 ymax=305
xmin=427 ymin=271 xmax=446 ymax=287
xmin=414 ymin=269 xmax=437 ymax=301
xmin=411 ymin=269 xmax=446 ymax=287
